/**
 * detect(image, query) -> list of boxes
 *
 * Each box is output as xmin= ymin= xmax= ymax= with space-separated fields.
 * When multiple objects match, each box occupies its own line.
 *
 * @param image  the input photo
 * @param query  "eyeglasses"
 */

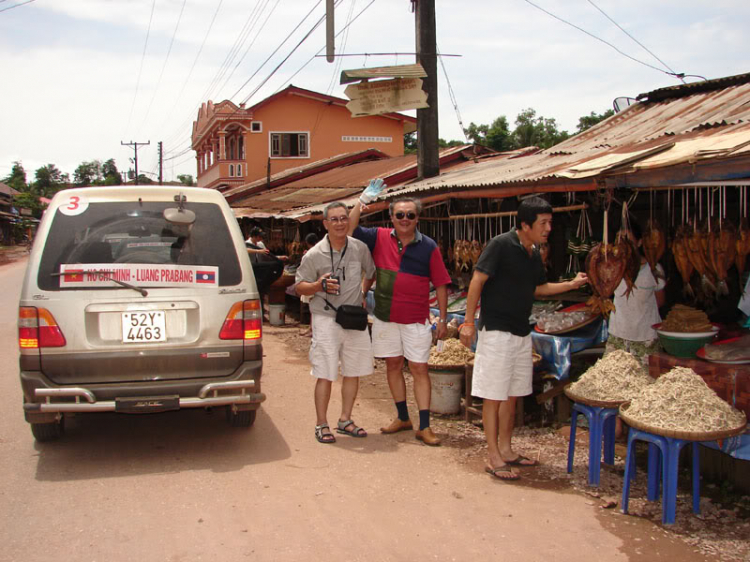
xmin=325 ymin=216 xmax=349 ymax=224
xmin=393 ymin=211 xmax=417 ymax=220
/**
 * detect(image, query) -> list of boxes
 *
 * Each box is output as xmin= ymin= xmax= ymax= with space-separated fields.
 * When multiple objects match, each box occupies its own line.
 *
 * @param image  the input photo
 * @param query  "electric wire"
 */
xmin=230 ymin=0 xmax=324 ymax=102
xmin=136 ymin=0 xmax=189 ymax=136
xmin=123 ymin=0 xmax=156 ymax=139
xmin=0 ymin=0 xmax=35 ymax=14
xmin=161 ymin=0 xmax=275 ymax=148
xmin=586 ymin=0 xmax=684 ymax=83
xmin=522 ymin=0 xmax=675 ymax=77
xmin=437 ymin=43 xmax=468 ymax=143
xmin=156 ymin=0 xmax=227 ymax=138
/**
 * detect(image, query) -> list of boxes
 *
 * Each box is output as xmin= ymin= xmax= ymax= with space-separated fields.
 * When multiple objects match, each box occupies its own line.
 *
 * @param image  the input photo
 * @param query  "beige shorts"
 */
xmin=472 ymin=328 xmax=533 ymax=400
xmin=371 ymin=317 xmax=432 ymax=363
xmin=309 ymin=314 xmax=373 ymax=381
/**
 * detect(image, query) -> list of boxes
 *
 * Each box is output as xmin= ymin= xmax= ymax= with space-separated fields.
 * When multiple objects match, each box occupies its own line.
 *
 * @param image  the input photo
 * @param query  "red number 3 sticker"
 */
xmin=59 ymin=194 xmax=89 ymax=216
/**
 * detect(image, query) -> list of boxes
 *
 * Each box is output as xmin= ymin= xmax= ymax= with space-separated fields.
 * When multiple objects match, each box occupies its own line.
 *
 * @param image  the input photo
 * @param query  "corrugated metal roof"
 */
xmin=384 ymin=78 xmax=750 ymax=196
xmin=637 ymin=71 xmax=750 ymax=102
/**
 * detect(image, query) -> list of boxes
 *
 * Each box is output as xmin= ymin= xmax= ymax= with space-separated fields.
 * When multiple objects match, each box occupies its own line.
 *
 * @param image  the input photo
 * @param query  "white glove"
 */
xmin=359 ymin=178 xmax=386 ymax=205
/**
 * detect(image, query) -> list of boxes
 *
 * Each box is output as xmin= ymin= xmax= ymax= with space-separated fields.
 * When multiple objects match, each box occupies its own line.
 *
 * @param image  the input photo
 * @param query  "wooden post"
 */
xmin=415 ymin=0 xmax=439 ymax=180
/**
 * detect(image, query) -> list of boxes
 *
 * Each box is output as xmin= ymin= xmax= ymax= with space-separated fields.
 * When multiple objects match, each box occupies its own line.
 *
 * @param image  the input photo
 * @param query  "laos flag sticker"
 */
xmin=196 ymin=270 xmax=217 ymax=284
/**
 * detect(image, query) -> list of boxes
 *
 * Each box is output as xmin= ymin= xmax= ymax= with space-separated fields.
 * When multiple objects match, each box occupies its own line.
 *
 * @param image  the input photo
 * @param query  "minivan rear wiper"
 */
xmin=52 ymin=270 xmax=149 ymax=297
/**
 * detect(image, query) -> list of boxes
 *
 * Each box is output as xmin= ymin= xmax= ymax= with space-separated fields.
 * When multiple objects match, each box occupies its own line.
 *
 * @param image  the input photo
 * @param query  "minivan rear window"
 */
xmin=37 ymin=201 xmax=242 ymax=290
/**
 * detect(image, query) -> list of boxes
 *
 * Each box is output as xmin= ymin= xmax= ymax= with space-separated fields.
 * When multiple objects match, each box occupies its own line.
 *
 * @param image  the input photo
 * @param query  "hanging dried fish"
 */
xmin=736 ymin=217 xmax=750 ymax=276
xmin=642 ymin=219 xmax=666 ymax=279
xmin=707 ymin=221 xmax=737 ymax=296
xmin=671 ymin=225 xmax=695 ymax=298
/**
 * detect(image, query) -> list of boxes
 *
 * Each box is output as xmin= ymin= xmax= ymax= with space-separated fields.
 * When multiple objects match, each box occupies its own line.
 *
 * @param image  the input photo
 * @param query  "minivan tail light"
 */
xmin=219 ymin=300 xmax=262 ymax=340
xmin=19 ymin=307 xmax=67 ymax=348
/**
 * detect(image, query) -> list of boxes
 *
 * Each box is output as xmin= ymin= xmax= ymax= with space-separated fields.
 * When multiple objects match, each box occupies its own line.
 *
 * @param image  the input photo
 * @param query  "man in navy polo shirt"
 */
xmin=460 ymin=196 xmax=588 ymax=480
xmin=350 ymin=189 xmax=450 ymax=446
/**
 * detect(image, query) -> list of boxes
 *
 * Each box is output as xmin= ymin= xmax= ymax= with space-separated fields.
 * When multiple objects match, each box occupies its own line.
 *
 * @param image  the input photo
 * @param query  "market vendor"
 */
xmin=605 ymin=219 xmax=666 ymax=368
xmin=459 ymin=196 xmax=588 ymax=481
xmin=739 ymin=273 xmax=750 ymax=326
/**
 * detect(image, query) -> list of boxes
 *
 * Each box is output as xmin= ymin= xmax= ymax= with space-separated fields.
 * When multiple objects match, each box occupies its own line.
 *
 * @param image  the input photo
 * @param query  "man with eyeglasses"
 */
xmin=296 ymin=202 xmax=376 ymax=444
xmin=349 ymin=184 xmax=450 ymax=446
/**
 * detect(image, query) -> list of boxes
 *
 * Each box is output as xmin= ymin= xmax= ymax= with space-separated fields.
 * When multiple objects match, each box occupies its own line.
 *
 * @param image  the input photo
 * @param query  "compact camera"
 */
xmin=322 ymin=276 xmax=341 ymax=295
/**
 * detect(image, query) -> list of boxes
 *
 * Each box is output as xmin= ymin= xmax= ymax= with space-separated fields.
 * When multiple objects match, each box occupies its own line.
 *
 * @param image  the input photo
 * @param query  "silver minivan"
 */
xmin=18 ymin=186 xmax=265 ymax=441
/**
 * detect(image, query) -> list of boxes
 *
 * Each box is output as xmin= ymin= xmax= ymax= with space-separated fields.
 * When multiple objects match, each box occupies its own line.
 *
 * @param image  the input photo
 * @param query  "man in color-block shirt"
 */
xmin=350 ymin=194 xmax=450 ymax=446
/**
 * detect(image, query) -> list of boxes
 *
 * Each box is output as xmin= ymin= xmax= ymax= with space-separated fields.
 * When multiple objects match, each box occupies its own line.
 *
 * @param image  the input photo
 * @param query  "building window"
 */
xmin=270 ymin=132 xmax=309 ymax=158
xmin=236 ymin=164 xmax=242 ymax=177
xmin=238 ymin=136 xmax=244 ymax=159
xmin=229 ymin=164 xmax=234 ymax=177
xmin=251 ymin=121 xmax=262 ymax=133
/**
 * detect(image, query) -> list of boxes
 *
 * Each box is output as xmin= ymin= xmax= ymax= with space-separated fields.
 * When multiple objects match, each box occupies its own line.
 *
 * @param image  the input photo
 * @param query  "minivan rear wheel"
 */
xmin=226 ymin=407 xmax=256 ymax=428
xmin=31 ymin=418 xmax=64 ymax=442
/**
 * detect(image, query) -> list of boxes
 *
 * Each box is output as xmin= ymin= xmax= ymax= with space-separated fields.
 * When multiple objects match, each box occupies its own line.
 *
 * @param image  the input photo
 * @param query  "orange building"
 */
xmin=191 ymin=85 xmax=418 ymax=191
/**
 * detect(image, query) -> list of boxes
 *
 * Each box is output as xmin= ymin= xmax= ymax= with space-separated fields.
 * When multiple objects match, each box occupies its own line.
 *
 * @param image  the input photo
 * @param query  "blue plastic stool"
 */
xmin=621 ymin=427 xmax=700 ymax=525
xmin=567 ymin=402 xmax=618 ymax=486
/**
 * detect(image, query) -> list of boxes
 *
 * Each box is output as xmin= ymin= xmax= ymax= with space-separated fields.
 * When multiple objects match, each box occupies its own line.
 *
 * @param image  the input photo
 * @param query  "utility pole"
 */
xmin=158 ymin=141 xmax=163 ymax=185
xmin=415 ymin=0 xmax=439 ymax=180
xmin=121 ymin=140 xmax=150 ymax=185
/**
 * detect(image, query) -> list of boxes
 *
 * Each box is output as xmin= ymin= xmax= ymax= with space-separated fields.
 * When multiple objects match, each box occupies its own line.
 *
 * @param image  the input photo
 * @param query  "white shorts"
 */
xmin=471 ymin=329 xmax=533 ymax=400
xmin=371 ymin=317 xmax=432 ymax=363
xmin=309 ymin=314 xmax=373 ymax=382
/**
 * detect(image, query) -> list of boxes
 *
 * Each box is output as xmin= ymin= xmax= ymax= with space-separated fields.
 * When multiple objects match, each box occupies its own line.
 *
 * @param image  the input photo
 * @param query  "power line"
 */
xmin=437 ymin=43 xmax=468 ymax=142
xmin=521 ymin=0 xmax=674 ymax=78
xmin=136 ymin=0 xmax=189 ymax=135
xmin=230 ymin=0 xmax=325 ymax=102
xmin=124 ymin=0 xmax=156 ymax=138
xmin=0 ymin=0 xmax=35 ymax=14
xmin=586 ymin=0 xmax=684 ymax=83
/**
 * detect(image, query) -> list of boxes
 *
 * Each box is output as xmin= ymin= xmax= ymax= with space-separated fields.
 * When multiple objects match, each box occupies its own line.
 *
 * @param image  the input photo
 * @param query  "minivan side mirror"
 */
xmin=163 ymin=207 xmax=196 ymax=225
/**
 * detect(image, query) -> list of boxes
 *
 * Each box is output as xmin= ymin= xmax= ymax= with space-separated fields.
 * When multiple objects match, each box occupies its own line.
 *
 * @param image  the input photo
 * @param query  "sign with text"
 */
xmin=344 ymin=78 xmax=428 ymax=118
xmin=59 ymin=264 xmax=219 ymax=288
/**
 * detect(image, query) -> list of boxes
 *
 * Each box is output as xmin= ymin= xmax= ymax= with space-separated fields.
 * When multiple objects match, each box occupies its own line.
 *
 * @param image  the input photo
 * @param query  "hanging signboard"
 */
xmin=344 ymin=78 xmax=429 ymax=118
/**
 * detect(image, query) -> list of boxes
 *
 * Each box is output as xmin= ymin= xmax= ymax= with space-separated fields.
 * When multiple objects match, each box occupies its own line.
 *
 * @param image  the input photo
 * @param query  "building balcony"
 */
xmin=198 ymin=159 xmax=247 ymax=189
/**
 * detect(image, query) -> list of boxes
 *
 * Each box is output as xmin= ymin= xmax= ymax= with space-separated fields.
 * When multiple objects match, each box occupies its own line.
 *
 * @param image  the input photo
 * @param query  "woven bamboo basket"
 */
xmin=619 ymin=403 xmax=748 ymax=441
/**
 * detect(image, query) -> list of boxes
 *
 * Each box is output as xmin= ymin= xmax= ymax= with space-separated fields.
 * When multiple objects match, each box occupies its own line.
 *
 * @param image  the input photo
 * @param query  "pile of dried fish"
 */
xmin=703 ymin=334 xmax=750 ymax=361
xmin=536 ymin=310 xmax=593 ymax=332
xmin=660 ymin=304 xmax=713 ymax=332
xmin=568 ymin=350 xmax=654 ymax=402
xmin=429 ymin=338 xmax=474 ymax=366
xmin=625 ymin=367 xmax=746 ymax=432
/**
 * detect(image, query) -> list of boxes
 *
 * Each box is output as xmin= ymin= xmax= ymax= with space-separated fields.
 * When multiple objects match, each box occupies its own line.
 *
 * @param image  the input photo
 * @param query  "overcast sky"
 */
xmin=1 ymin=0 xmax=748 ymax=184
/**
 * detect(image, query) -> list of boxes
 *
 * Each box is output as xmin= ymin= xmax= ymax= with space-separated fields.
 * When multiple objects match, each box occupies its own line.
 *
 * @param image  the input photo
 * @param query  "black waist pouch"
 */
xmin=324 ymin=298 xmax=368 ymax=331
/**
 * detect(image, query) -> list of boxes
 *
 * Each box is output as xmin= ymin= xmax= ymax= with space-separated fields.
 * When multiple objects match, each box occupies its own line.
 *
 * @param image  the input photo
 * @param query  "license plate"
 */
xmin=115 ymin=395 xmax=180 ymax=413
xmin=122 ymin=311 xmax=166 ymax=343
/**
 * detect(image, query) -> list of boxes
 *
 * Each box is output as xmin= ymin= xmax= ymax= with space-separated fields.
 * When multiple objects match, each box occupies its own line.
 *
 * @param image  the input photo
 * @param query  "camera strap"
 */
xmin=327 ymin=235 xmax=348 ymax=281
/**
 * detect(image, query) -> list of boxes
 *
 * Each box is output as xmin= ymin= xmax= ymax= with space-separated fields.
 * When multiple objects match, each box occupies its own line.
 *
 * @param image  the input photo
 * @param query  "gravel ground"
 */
xmin=276 ymin=319 xmax=750 ymax=562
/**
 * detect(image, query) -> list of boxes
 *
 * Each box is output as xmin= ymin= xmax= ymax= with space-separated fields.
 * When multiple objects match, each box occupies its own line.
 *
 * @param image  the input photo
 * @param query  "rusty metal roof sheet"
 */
xmin=381 ymin=76 xmax=750 ymax=197
xmin=223 ymin=149 xmax=388 ymax=202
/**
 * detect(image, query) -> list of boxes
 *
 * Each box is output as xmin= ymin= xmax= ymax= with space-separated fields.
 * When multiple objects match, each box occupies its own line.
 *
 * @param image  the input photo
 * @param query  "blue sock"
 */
xmin=419 ymin=409 xmax=430 ymax=431
xmin=396 ymin=400 xmax=409 ymax=422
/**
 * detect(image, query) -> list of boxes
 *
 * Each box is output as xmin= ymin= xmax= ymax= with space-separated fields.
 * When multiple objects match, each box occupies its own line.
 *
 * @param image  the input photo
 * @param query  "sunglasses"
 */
xmin=393 ymin=211 xmax=417 ymax=220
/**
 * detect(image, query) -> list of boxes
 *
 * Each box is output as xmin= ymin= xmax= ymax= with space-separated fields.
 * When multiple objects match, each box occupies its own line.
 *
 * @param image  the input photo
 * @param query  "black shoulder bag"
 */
xmin=322 ymin=236 xmax=368 ymax=331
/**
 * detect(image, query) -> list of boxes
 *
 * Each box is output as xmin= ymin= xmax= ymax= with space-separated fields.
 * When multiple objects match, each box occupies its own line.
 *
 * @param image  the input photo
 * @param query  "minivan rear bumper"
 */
xmin=21 ymin=360 xmax=265 ymax=419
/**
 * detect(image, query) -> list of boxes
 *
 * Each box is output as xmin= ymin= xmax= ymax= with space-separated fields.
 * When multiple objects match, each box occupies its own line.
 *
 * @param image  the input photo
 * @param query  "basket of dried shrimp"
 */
xmin=618 ymin=366 xmax=747 ymax=441
xmin=564 ymin=387 xmax=629 ymax=409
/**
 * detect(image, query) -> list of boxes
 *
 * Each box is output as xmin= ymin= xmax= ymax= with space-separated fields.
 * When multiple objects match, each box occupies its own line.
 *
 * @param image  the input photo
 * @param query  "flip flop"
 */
xmin=505 ymin=455 xmax=539 ymax=467
xmin=485 ymin=465 xmax=520 ymax=481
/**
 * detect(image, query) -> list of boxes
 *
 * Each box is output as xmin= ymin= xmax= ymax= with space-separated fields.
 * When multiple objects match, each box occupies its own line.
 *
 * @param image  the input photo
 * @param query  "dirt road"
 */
xmin=0 ymin=256 xmax=715 ymax=561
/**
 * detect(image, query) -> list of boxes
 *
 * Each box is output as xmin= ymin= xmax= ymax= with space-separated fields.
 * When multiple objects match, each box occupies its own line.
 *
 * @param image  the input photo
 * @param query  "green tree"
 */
xmin=438 ymin=138 xmax=466 ymax=148
xmin=512 ymin=108 xmax=569 ymax=149
xmin=12 ymin=191 xmax=44 ymax=218
xmin=3 ymin=161 xmax=28 ymax=192
xmin=102 ymin=159 xmax=123 ymax=184
xmin=177 ymin=174 xmax=195 ymax=187
xmin=465 ymin=116 xmax=513 ymax=151
xmin=33 ymin=164 xmax=69 ymax=198
xmin=576 ymin=109 xmax=615 ymax=133
xmin=404 ymin=132 xmax=417 ymax=154
xmin=136 ymin=174 xmax=154 ymax=185
xmin=74 ymin=160 xmax=103 ymax=187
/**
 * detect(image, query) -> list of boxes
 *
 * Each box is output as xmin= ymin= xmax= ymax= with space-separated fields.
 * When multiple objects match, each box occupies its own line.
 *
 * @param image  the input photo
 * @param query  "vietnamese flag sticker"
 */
xmin=196 ymin=271 xmax=216 ymax=284
xmin=66 ymin=270 xmax=84 ymax=282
